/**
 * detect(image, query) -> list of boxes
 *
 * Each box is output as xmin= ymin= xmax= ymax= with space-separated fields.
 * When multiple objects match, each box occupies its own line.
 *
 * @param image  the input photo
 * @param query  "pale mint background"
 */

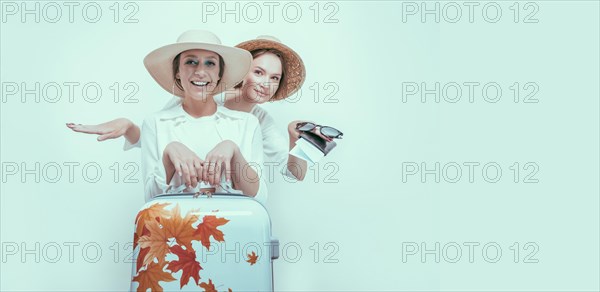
xmin=1 ymin=1 xmax=598 ymax=291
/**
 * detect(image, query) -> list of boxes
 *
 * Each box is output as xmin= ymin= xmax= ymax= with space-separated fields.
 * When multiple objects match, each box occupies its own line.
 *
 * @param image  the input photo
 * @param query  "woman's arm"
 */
xmin=125 ymin=123 xmax=141 ymax=145
xmin=230 ymin=142 xmax=260 ymax=196
xmin=141 ymin=118 xmax=170 ymax=201
xmin=287 ymin=120 xmax=308 ymax=181
xmin=203 ymin=117 xmax=265 ymax=201
xmin=66 ymin=118 xmax=141 ymax=145
xmin=162 ymin=141 xmax=205 ymax=189
xmin=204 ymin=140 xmax=260 ymax=197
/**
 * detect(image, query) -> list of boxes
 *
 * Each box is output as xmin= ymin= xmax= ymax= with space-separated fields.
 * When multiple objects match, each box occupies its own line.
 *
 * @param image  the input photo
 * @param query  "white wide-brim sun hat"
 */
xmin=144 ymin=30 xmax=252 ymax=98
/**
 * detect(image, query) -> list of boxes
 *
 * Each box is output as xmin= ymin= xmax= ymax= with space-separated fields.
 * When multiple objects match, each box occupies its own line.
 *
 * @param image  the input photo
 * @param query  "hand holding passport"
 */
xmin=289 ymin=123 xmax=342 ymax=164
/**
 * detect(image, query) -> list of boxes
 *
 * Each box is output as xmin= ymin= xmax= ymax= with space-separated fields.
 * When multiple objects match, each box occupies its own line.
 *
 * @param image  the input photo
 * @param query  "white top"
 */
xmin=128 ymin=96 xmax=293 ymax=178
xmin=140 ymin=103 xmax=267 ymax=204
xmin=249 ymin=105 xmax=293 ymax=178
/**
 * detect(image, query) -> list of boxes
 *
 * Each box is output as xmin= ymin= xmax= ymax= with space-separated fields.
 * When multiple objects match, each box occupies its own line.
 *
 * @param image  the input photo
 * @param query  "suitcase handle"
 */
xmin=270 ymin=237 xmax=280 ymax=260
xmin=154 ymin=192 xmax=248 ymax=198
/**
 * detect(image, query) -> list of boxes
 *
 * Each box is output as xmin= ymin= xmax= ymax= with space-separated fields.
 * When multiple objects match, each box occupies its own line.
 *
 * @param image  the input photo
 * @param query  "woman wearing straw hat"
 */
xmin=67 ymin=35 xmax=333 ymax=183
xmin=135 ymin=29 xmax=266 ymax=203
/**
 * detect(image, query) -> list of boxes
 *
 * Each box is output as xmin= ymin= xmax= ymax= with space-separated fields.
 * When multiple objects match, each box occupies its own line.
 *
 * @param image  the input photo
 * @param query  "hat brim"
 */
xmin=236 ymin=39 xmax=306 ymax=101
xmin=144 ymin=42 xmax=252 ymax=98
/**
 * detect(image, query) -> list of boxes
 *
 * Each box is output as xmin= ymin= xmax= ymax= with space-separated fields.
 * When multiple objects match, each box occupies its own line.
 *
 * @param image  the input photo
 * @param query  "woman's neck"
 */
xmin=224 ymin=96 xmax=256 ymax=113
xmin=182 ymin=97 xmax=217 ymax=118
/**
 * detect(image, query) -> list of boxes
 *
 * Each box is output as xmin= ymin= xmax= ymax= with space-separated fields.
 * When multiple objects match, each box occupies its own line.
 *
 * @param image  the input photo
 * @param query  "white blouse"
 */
xmin=249 ymin=105 xmax=293 ymax=178
xmin=128 ymin=96 xmax=293 ymax=180
xmin=140 ymin=103 xmax=267 ymax=204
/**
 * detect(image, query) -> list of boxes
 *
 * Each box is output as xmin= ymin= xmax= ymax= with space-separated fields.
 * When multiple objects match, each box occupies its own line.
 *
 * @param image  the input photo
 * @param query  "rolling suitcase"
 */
xmin=130 ymin=193 xmax=279 ymax=291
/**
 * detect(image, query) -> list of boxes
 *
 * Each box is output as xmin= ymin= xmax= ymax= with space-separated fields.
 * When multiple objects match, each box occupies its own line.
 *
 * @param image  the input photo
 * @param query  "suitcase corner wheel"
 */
xmin=130 ymin=193 xmax=278 ymax=291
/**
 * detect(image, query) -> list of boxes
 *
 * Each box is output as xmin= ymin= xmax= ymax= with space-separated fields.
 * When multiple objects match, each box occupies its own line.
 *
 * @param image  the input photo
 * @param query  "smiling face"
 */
xmin=174 ymin=49 xmax=223 ymax=101
xmin=241 ymin=51 xmax=283 ymax=104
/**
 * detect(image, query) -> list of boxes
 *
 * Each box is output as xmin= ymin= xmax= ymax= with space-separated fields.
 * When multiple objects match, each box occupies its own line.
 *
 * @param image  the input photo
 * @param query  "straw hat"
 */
xmin=235 ymin=35 xmax=306 ymax=101
xmin=144 ymin=30 xmax=252 ymax=97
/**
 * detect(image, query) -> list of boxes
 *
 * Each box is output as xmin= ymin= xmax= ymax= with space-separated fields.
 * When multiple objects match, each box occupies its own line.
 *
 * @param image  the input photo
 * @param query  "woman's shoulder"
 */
xmin=250 ymin=105 xmax=275 ymax=125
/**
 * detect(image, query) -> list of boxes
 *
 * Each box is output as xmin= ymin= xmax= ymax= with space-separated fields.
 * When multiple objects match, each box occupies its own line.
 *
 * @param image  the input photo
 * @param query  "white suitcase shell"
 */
xmin=130 ymin=193 xmax=278 ymax=291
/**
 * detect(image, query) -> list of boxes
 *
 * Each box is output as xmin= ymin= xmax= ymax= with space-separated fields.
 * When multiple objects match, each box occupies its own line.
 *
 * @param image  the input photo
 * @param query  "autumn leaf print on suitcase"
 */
xmin=130 ymin=194 xmax=279 ymax=291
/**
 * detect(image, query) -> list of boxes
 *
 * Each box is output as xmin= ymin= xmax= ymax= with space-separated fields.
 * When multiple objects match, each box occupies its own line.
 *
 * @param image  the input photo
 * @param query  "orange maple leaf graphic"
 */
xmin=161 ymin=204 xmax=200 ymax=251
xmin=194 ymin=215 xmax=230 ymax=249
xmin=132 ymin=261 xmax=176 ymax=292
xmin=134 ymin=203 xmax=170 ymax=249
xmin=137 ymin=247 xmax=150 ymax=272
xmin=246 ymin=251 xmax=258 ymax=265
xmin=138 ymin=219 xmax=170 ymax=267
xmin=136 ymin=202 xmax=171 ymax=225
xmin=199 ymin=279 xmax=217 ymax=292
xmin=134 ymin=224 xmax=151 ymax=250
xmin=166 ymin=245 xmax=202 ymax=288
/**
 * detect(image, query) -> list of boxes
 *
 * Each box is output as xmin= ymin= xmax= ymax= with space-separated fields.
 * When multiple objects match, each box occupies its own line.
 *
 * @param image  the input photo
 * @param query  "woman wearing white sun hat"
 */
xmin=138 ymin=29 xmax=266 ymax=203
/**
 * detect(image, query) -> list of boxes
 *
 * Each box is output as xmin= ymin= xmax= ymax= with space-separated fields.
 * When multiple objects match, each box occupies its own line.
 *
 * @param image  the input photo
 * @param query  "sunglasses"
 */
xmin=295 ymin=122 xmax=343 ymax=139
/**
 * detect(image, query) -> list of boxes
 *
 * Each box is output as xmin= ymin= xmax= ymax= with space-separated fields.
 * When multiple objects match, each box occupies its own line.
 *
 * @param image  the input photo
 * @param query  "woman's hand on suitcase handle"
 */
xmin=204 ymin=140 xmax=238 ymax=186
xmin=163 ymin=141 xmax=205 ymax=188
